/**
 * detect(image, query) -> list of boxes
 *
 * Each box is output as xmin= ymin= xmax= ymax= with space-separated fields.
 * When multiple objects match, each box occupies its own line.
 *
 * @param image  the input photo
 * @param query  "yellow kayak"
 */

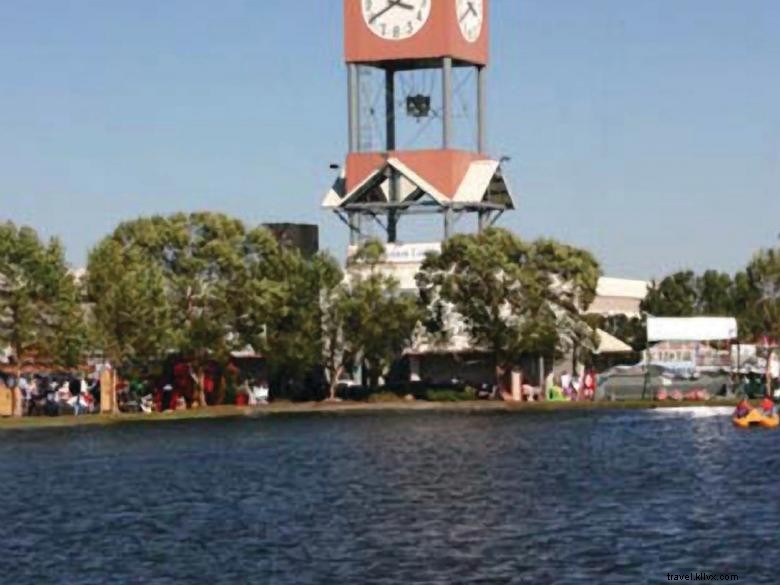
xmin=733 ymin=409 xmax=779 ymax=429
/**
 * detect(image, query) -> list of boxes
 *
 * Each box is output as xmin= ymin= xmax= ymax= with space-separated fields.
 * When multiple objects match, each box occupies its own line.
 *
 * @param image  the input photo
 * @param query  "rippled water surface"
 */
xmin=2 ymin=409 xmax=779 ymax=584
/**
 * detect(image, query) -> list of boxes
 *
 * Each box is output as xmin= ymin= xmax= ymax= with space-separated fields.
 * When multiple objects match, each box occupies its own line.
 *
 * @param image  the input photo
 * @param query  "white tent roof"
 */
xmin=453 ymin=159 xmax=498 ymax=203
xmin=322 ymin=158 xmax=514 ymax=209
xmin=595 ymin=329 xmax=633 ymax=354
xmin=596 ymin=277 xmax=649 ymax=300
xmin=322 ymin=170 xmax=346 ymax=208
xmin=647 ymin=317 xmax=738 ymax=342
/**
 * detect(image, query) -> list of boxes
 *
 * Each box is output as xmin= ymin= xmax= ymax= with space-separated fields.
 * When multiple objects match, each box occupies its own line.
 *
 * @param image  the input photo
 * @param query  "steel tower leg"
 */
xmin=386 ymin=67 xmax=399 ymax=242
xmin=444 ymin=207 xmax=454 ymax=240
xmin=442 ymin=57 xmax=453 ymax=149
xmin=477 ymin=65 xmax=486 ymax=153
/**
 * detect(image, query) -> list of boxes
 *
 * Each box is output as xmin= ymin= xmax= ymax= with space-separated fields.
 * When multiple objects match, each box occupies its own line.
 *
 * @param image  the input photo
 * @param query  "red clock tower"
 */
xmin=323 ymin=0 xmax=514 ymax=245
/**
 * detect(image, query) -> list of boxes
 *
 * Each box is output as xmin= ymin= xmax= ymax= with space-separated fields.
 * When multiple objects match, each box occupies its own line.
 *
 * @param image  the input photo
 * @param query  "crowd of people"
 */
xmin=0 ymin=373 xmax=101 ymax=416
xmin=118 ymin=377 xmax=270 ymax=412
xmin=545 ymin=369 xmax=598 ymax=401
xmin=0 ymin=370 xmax=273 ymax=417
xmin=489 ymin=368 xmax=598 ymax=402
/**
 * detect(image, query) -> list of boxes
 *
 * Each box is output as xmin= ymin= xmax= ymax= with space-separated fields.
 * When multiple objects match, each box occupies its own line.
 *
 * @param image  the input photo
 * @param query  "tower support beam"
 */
xmin=348 ymin=213 xmax=361 ymax=246
xmin=477 ymin=65 xmax=487 ymax=153
xmin=443 ymin=207 xmax=454 ymax=240
xmin=385 ymin=67 xmax=399 ymax=242
xmin=385 ymin=68 xmax=396 ymax=151
xmin=442 ymin=57 xmax=453 ymax=149
xmin=348 ymin=63 xmax=359 ymax=152
xmin=478 ymin=209 xmax=489 ymax=233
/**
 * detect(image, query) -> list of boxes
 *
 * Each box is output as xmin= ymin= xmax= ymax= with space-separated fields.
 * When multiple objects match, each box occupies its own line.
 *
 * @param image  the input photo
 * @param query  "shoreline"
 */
xmin=0 ymin=399 xmax=739 ymax=431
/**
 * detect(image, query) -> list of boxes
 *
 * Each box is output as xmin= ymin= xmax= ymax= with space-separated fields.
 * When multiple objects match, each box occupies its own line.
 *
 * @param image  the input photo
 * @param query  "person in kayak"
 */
xmin=760 ymin=396 xmax=776 ymax=416
xmin=734 ymin=398 xmax=752 ymax=419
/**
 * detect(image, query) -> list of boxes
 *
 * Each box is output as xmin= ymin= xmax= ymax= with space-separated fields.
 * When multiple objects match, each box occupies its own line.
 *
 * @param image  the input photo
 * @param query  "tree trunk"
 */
xmin=495 ymin=361 xmax=507 ymax=398
xmin=195 ymin=367 xmax=206 ymax=408
xmin=492 ymin=339 xmax=506 ymax=396
xmin=328 ymin=365 xmax=343 ymax=401
xmin=111 ymin=369 xmax=119 ymax=415
xmin=12 ymin=363 xmax=22 ymax=418
xmin=367 ymin=363 xmax=382 ymax=393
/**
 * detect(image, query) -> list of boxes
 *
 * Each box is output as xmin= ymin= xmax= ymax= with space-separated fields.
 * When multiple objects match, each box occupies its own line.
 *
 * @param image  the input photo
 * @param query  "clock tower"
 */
xmin=323 ymin=0 xmax=514 ymax=245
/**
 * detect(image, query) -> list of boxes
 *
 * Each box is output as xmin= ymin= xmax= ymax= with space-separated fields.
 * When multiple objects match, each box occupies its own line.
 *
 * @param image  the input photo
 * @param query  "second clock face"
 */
xmin=362 ymin=0 xmax=432 ymax=41
xmin=456 ymin=0 xmax=484 ymax=43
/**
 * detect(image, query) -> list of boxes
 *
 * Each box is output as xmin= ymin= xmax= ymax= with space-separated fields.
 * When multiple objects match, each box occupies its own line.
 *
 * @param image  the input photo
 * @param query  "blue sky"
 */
xmin=0 ymin=0 xmax=778 ymax=279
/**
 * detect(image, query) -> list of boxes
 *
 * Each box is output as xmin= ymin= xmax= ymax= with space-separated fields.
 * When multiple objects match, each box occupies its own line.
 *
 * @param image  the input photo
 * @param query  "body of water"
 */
xmin=1 ymin=409 xmax=778 ymax=584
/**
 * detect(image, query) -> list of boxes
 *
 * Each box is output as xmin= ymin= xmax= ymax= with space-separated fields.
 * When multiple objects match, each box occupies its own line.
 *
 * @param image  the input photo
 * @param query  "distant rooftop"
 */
xmin=595 ymin=277 xmax=649 ymax=301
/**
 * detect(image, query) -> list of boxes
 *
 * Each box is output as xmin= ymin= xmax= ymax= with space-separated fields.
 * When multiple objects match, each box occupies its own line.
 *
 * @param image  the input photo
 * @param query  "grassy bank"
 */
xmin=0 ymin=399 xmax=740 ymax=431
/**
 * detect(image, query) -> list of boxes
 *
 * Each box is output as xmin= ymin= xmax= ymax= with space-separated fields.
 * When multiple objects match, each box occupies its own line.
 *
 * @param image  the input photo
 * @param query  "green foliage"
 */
xmin=696 ymin=270 xmax=736 ymax=315
xmin=87 ymin=212 xmax=286 ymax=379
xmin=746 ymin=247 xmax=780 ymax=339
xmin=258 ymin=251 xmax=343 ymax=398
xmin=642 ymin=271 xmax=699 ymax=317
xmin=597 ymin=314 xmax=646 ymax=352
xmin=87 ymin=240 xmax=173 ymax=369
xmin=87 ymin=217 xmax=419 ymax=399
xmin=417 ymin=228 xmax=601 ymax=374
xmin=0 ymin=222 xmax=85 ymax=368
xmin=324 ymin=240 xmax=422 ymax=393
xmin=641 ymin=256 xmax=780 ymax=341
xmin=424 ymin=388 xmax=477 ymax=402
xmin=731 ymin=270 xmax=764 ymax=339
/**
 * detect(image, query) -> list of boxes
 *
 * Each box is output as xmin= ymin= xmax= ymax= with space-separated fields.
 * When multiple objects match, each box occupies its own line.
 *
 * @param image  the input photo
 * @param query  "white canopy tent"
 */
xmin=647 ymin=317 xmax=738 ymax=342
xmin=642 ymin=317 xmax=739 ymax=399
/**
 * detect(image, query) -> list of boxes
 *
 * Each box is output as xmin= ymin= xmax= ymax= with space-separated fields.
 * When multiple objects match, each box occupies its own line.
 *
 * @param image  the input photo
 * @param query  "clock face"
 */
xmin=361 ymin=0 xmax=432 ymax=42
xmin=456 ymin=0 xmax=484 ymax=43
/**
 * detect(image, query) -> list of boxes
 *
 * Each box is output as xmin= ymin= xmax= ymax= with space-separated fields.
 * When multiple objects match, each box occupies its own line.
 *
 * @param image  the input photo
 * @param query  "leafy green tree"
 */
xmin=747 ymin=248 xmax=780 ymax=340
xmin=642 ymin=271 xmax=699 ymax=317
xmin=732 ymin=270 xmax=764 ymax=340
xmin=342 ymin=240 xmax=422 ymax=392
xmin=694 ymin=270 xmax=735 ymax=315
xmin=46 ymin=263 xmax=88 ymax=371
xmin=527 ymin=238 xmax=602 ymax=354
xmin=87 ymin=241 xmax=173 ymax=372
xmin=597 ymin=314 xmax=646 ymax=352
xmin=641 ymin=265 xmax=774 ymax=342
xmin=321 ymin=278 xmax=353 ymax=401
xmin=745 ymin=247 xmax=780 ymax=389
xmin=0 ymin=222 xmax=85 ymax=376
xmin=417 ymin=228 xmax=600 ymax=386
xmin=246 ymin=250 xmax=343 ymax=399
xmin=88 ymin=212 xmax=285 ymax=403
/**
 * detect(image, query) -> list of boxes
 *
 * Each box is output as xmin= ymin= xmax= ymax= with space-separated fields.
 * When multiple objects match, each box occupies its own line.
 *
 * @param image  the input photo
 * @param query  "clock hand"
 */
xmin=460 ymin=2 xmax=478 ymax=23
xmin=370 ymin=0 xmax=415 ymax=24
xmin=369 ymin=0 xmax=400 ymax=24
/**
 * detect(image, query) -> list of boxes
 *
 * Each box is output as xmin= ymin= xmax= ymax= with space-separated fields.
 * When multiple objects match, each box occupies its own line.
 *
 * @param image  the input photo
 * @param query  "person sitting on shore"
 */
xmin=547 ymin=378 xmax=566 ymax=401
xmin=57 ymin=380 xmax=72 ymax=404
xmin=760 ymin=396 xmax=776 ymax=417
xmin=161 ymin=384 xmax=174 ymax=412
xmin=734 ymin=398 xmax=752 ymax=419
xmin=249 ymin=379 xmax=269 ymax=405
xmin=560 ymin=371 xmax=572 ymax=397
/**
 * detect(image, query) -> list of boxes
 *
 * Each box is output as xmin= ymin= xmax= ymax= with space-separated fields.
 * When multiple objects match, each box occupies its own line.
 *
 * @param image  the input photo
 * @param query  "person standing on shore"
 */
xmin=582 ymin=369 xmax=596 ymax=401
